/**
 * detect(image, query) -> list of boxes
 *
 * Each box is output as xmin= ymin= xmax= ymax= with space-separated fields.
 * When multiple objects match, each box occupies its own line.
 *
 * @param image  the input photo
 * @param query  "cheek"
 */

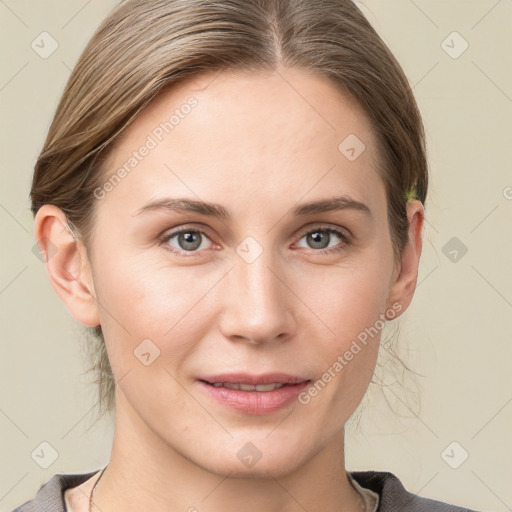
xmin=92 ymin=260 xmax=219 ymax=419
xmin=298 ymin=260 xmax=391 ymax=344
xmin=291 ymin=254 xmax=391 ymax=398
xmin=92 ymin=252 xmax=221 ymax=369
xmin=297 ymin=270 xmax=386 ymax=414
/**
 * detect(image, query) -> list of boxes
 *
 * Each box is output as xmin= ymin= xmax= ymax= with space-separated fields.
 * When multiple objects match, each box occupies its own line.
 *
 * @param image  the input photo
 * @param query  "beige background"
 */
xmin=1 ymin=1 xmax=511 ymax=511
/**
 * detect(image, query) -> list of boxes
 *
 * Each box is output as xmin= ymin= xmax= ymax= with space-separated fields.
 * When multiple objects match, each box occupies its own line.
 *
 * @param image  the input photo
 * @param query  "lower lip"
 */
xmin=198 ymin=380 xmax=310 ymax=415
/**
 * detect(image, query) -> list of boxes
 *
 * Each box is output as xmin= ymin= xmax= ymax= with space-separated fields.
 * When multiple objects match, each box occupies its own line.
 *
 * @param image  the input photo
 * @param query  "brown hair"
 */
xmin=30 ymin=0 xmax=428 ymax=422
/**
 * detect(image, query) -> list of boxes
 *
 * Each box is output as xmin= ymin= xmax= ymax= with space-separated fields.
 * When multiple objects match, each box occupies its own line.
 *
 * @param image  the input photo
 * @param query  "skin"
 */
xmin=35 ymin=66 xmax=424 ymax=512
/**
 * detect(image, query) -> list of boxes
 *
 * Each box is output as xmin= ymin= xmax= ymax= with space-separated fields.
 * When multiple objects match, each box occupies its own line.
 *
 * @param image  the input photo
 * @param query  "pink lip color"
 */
xmin=197 ymin=380 xmax=309 ymax=415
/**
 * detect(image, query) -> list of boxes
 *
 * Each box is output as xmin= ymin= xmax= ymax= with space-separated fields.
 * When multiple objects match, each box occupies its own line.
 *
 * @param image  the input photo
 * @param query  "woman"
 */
xmin=12 ymin=0 xmax=481 ymax=511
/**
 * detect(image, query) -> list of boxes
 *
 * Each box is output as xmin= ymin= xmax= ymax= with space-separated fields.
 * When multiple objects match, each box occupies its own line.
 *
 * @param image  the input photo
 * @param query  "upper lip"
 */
xmin=199 ymin=373 xmax=310 ymax=385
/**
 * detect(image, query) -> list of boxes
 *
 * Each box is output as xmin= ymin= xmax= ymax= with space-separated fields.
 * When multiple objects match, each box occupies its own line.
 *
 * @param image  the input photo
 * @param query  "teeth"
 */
xmin=255 ymin=383 xmax=285 ymax=391
xmin=210 ymin=382 xmax=286 ymax=391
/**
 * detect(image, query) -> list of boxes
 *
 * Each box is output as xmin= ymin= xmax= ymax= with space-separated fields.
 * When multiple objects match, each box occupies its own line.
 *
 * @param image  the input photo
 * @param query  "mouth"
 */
xmin=198 ymin=372 xmax=310 ymax=388
xmin=197 ymin=373 xmax=311 ymax=415
xmin=205 ymin=382 xmax=289 ymax=391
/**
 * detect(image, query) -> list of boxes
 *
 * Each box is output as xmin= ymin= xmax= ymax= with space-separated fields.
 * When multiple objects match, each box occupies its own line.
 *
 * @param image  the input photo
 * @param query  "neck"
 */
xmin=93 ymin=391 xmax=363 ymax=512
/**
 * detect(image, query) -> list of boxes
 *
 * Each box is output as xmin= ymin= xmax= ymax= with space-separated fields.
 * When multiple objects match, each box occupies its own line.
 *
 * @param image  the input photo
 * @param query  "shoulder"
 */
xmin=10 ymin=471 xmax=100 ymax=512
xmin=349 ymin=470 xmax=484 ymax=512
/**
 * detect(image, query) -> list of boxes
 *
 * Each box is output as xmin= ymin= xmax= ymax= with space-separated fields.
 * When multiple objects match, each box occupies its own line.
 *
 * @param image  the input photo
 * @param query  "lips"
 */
xmin=197 ymin=373 xmax=311 ymax=415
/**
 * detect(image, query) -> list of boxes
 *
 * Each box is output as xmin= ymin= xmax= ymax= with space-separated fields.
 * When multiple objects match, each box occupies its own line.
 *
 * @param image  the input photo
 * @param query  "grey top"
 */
xmin=10 ymin=469 xmax=482 ymax=512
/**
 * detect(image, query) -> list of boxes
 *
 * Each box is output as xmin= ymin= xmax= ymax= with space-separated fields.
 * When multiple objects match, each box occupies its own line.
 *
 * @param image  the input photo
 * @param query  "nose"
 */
xmin=218 ymin=251 xmax=297 ymax=345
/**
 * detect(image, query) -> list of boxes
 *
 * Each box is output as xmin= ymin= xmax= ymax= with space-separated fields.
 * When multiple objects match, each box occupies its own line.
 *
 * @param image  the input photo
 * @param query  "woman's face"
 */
xmin=77 ymin=67 xmax=419 ymax=476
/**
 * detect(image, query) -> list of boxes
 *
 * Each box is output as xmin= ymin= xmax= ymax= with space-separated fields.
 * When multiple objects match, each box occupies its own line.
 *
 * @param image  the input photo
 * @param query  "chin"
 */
xmin=207 ymin=459 xmax=304 ymax=480
xmin=194 ymin=442 xmax=311 ymax=480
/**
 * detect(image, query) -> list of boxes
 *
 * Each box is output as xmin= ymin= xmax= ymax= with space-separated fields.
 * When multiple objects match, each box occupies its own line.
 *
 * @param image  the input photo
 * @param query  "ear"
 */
xmin=385 ymin=199 xmax=425 ymax=318
xmin=33 ymin=205 xmax=100 ymax=327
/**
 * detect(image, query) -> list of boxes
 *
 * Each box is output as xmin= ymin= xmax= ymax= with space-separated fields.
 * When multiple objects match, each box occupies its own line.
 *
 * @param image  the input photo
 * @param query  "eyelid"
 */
xmin=158 ymin=224 xmax=216 ymax=255
xmin=159 ymin=222 xmax=352 ymax=256
xmin=295 ymin=222 xmax=352 ymax=239
xmin=292 ymin=224 xmax=351 ymax=255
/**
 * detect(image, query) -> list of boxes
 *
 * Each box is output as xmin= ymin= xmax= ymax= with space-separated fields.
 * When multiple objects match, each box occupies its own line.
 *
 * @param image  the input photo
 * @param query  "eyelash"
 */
xmin=159 ymin=224 xmax=351 ymax=257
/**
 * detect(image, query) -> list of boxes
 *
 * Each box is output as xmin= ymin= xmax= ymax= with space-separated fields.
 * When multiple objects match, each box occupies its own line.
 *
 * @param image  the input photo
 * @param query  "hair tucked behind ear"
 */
xmin=30 ymin=0 xmax=428 ymax=423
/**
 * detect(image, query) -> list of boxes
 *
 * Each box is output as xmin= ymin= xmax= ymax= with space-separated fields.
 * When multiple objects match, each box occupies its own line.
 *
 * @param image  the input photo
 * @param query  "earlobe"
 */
xmin=386 ymin=199 xmax=425 ymax=317
xmin=34 ymin=205 xmax=101 ymax=327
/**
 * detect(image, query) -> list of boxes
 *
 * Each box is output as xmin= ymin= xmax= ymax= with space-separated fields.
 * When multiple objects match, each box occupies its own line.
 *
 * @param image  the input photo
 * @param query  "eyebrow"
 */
xmin=133 ymin=195 xmax=372 ymax=220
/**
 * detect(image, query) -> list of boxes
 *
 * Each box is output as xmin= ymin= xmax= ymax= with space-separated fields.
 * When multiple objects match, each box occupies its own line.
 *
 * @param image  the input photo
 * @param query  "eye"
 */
xmin=160 ymin=227 xmax=214 ymax=256
xmin=159 ymin=224 xmax=351 ymax=257
xmin=295 ymin=226 xmax=350 ymax=255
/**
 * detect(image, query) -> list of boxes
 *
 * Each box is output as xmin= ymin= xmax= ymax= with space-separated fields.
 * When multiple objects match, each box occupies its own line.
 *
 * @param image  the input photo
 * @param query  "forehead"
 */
xmin=98 ymin=67 xmax=385 ymax=218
